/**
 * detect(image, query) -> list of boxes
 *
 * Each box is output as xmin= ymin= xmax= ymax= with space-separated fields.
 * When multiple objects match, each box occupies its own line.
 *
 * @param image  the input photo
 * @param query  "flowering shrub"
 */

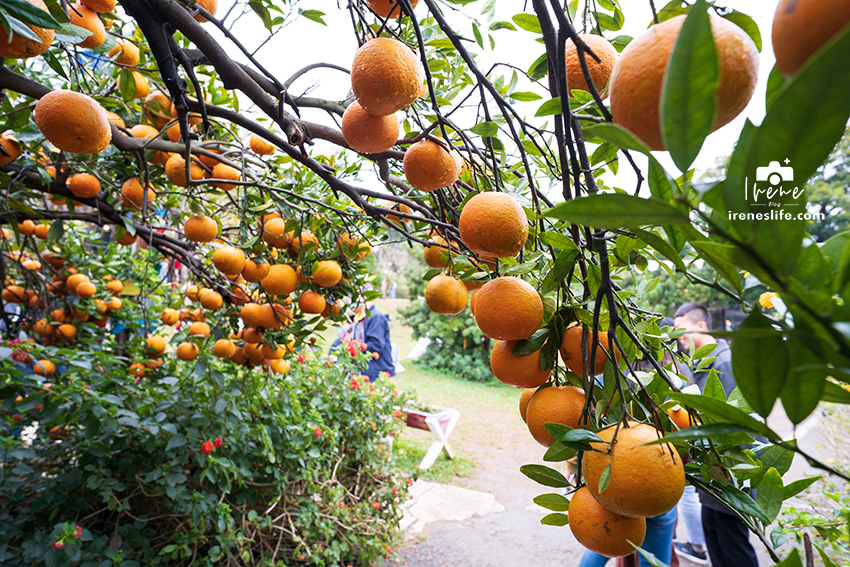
xmin=0 ymin=340 xmax=411 ymax=566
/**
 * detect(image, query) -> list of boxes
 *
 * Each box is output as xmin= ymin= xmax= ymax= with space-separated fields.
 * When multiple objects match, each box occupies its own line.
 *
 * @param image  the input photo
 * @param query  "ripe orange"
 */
xmin=569 ymin=486 xmax=647 ymax=558
xmin=257 ymin=303 xmax=292 ymax=329
xmin=34 ymin=224 xmax=50 ymax=240
xmin=341 ymin=100 xmax=399 ymax=154
xmin=120 ymin=178 xmax=156 ymax=210
xmin=81 ymin=0 xmax=115 ymax=13
xmin=34 ymin=90 xmax=112 ymax=154
xmin=107 ymin=296 xmax=122 ymax=311
xmin=423 ymin=236 xmax=456 ymax=269
xmin=386 ymin=202 xmax=413 ymax=223
xmin=192 ymin=0 xmax=216 ymax=22
xmin=366 ymin=0 xmax=419 ymax=18
xmin=313 ymin=260 xmax=342 ymax=287
xmin=608 ymin=15 xmax=758 ymax=151
xmin=68 ymin=173 xmax=101 ymax=198
xmin=525 ymin=385 xmax=585 ymax=447
xmin=176 ymin=342 xmax=199 ymax=361
xmin=144 ymin=91 xmax=172 ymax=128
xmin=69 ymin=2 xmax=105 ymax=49
xmin=165 ymin=154 xmax=204 ymax=187
xmin=261 ymin=264 xmax=297 ymax=296
xmin=351 ymin=37 xmax=424 ymax=116
xmin=118 ymin=70 xmax=150 ymax=99
xmin=354 ymin=241 xmax=372 ymax=261
xmin=116 ymin=229 xmax=138 ymax=246
xmin=1 ymin=285 xmax=25 ymax=303
xmin=211 ymin=163 xmax=240 ymax=191
xmin=262 ymin=218 xmax=291 ymax=249
xmin=33 ymin=359 xmax=56 ymax=376
xmin=75 ymin=281 xmax=97 ymax=298
xmin=128 ymin=363 xmax=147 ymax=378
xmin=56 ymin=323 xmax=77 ymax=341
xmin=261 ymin=343 xmax=286 ymax=359
xmin=582 ymin=422 xmax=685 ymax=518
xmin=184 ymin=215 xmax=218 ymax=242
xmin=519 ymin=388 xmax=535 ymax=423
xmin=18 ymin=220 xmax=35 ymax=235
xmin=243 ymin=327 xmax=263 ymax=344
xmin=322 ymin=299 xmax=343 ymax=319
xmin=242 ymin=258 xmax=270 ymax=282
xmin=66 ymin=273 xmax=89 ymax=292
xmin=0 ymin=0 xmax=54 ymax=59
xmin=290 ymin=231 xmax=319 ymax=253
xmin=473 ymin=277 xmax=543 ymax=341
xmin=298 ymin=291 xmax=326 ymax=314
xmin=198 ymin=140 xmax=223 ymax=168
xmin=0 ymin=134 xmax=22 ymax=166
xmin=129 ymin=124 xmax=158 ymax=139
xmin=200 ymin=290 xmax=223 ymax=310
xmin=213 ymin=338 xmax=236 ymax=358
xmin=565 ymin=34 xmax=618 ymax=97
xmin=239 ymin=303 xmax=261 ymax=327
xmin=212 ymin=246 xmax=246 ymax=275
xmin=105 ymin=110 xmax=124 ymax=127
xmin=459 ymin=192 xmax=528 ymax=258
xmin=146 ymin=358 xmax=163 ymax=370
xmin=773 ymin=0 xmax=850 ymax=77
xmin=189 ymin=321 xmax=211 ymax=338
xmin=270 ymin=358 xmax=291 ymax=375
xmin=106 ymin=279 xmax=124 ymax=294
xmin=560 ymin=326 xmax=619 ymax=376
xmin=249 ymin=134 xmax=275 ymax=155
xmin=490 ymin=340 xmax=551 ymax=388
xmin=403 ymin=140 xmax=459 ymax=192
xmin=667 ymin=406 xmax=692 ymax=431
xmin=107 ymin=38 xmax=140 ymax=66
xmin=161 ymin=308 xmax=179 ymax=325
xmin=146 ymin=335 xmax=166 ymax=354
xmin=164 ymin=122 xmax=183 ymax=143
xmin=424 ymin=274 xmax=468 ymax=315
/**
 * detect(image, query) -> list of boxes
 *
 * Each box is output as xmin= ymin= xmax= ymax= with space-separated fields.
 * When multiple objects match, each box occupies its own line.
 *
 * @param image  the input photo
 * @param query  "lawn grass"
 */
xmin=391 ymin=436 xmax=476 ymax=483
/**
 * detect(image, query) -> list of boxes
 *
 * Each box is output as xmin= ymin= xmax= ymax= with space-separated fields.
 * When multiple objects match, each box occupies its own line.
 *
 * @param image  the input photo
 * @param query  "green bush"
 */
xmin=398 ymin=296 xmax=493 ymax=382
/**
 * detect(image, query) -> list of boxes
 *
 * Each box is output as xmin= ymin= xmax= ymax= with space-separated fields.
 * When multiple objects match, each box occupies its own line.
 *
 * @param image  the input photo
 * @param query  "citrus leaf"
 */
xmin=542 ymin=193 xmax=689 ymax=229
xmin=535 ymin=97 xmax=563 ymax=117
xmin=520 ymin=464 xmax=570 ymax=488
xmin=512 ymin=13 xmax=541 ymax=33
xmin=533 ymin=493 xmax=570 ymax=512
xmin=598 ymin=463 xmax=611 ymax=493
xmin=540 ymin=512 xmax=569 ymax=526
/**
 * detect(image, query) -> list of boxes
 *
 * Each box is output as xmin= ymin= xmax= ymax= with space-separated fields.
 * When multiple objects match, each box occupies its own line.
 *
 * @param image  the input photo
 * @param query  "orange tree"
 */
xmin=1 ymin=0 xmax=850 ymax=565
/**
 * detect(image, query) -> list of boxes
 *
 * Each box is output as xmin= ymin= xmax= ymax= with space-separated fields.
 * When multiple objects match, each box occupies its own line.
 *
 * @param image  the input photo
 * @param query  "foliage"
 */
xmin=807 ymin=129 xmax=850 ymax=242
xmin=624 ymin=263 xmax=739 ymax=317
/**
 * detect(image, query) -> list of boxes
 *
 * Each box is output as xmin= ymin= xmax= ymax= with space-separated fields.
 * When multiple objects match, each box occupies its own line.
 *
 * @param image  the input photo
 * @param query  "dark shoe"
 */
xmin=674 ymin=542 xmax=709 ymax=565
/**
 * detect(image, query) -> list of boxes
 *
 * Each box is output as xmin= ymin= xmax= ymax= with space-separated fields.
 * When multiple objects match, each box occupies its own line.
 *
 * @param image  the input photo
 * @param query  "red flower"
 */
xmin=297 ymin=354 xmax=306 ymax=363
xmin=75 ymin=526 xmax=82 ymax=539
xmin=214 ymin=437 xmax=222 ymax=449
xmin=392 ymin=487 xmax=399 ymax=496
xmin=360 ymin=342 xmax=367 ymax=351
xmin=351 ymin=379 xmax=360 ymax=390
xmin=349 ymin=340 xmax=358 ymax=350
xmin=84 ymin=385 xmax=91 ymax=390
xmin=394 ymin=409 xmax=402 ymax=419
xmin=314 ymin=427 xmax=322 ymax=438
xmin=372 ymin=501 xmax=381 ymax=510
xmin=51 ymin=541 xmax=64 ymax=549
xmin=373 ymin=352 xmax=380 ymax=360
xmin=201 ymin=441 xmax=214 ymax=454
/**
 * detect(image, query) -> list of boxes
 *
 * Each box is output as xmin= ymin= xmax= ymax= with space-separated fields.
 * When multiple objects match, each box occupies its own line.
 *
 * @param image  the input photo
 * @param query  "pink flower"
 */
xmin=214 ymin=437 xmax=222 ymax=449
xmin=373 ymin=352 xmax=380 ymax=360
xmin=314 ymin=427 xmax=322 ymax=438
xmin=394 ymin=409 xmax=402 ymax=419
xmin=349 ymin=340 xmax=358 ymax=350
xmin=85 ymin=385 xmax=91 ymax=390
xmin=351 ymin=379 xmax=360 ymax=390
xmin=51 ymin=541 xmax=64 ymax=549
xmin=201 ymin=441 xmax=214 ymax=454
xmin=393 ymin=487 xmax=398 ymax=496
xmin=360 ymin=342 xmax=367 ymax=351
xmin=298 ymin=354 xmax=306 ymax=363
xmin=75 ymin=526 xmax=82 ymax=539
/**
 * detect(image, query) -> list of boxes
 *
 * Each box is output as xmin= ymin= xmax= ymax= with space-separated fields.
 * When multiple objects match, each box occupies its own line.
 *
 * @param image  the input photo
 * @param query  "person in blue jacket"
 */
xmin=330 ymin=303 xmax=395 ymax=381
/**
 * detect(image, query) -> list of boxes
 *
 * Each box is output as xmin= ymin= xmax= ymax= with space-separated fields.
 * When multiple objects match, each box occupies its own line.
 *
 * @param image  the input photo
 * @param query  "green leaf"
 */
xmin=118 ymin=68 xmax=136 ymax=101
xmin=631 ymin=228 xmax=687 ymax=272
xmin=512 ymin=13 xmax=541 ymax=33
xmin=539 ymin=231 xmax=579 ymax=251
xmin=755 ymin=467 xmax=784 ymax=523
xmin=549 ymin=427 xmax=604 ymax=451
xmin=667 ymin=392 xmax=777 ymax=441
xmin=597 ymin=463 xmax=611 ymax=493
xmin=642 ymin=423 xmax=756 ymax=445
xmin=780 ymin=338 xmax=827 ymax=424
xmin=520 ymin=464 xmax=570 ymax=488
xmin=702 ymin=370 xmax=726 ymax=401
xmin=510 ymin=91 xmax=542 ymax=101
xmin=721 ymin=11 xmax=762 ymax=52
xmin=53 ymin=21 xmax=92 ymax=42
xmin=2 ymin=0 xmax=60 ymax=28
xmin=631 ymin=545 xmax=668 ymax=567
xmin=298 ymin=9 xmax=326 ymax=25
xmin=660 ymin=0 xmax=718 ymax=173
xmin=528 ymin=53 xmax=548 ymax=80
xmin=756 ymin=444 xmax=794 ymax=479
xmin=731 ymin=310 xmax=789 ymax=418
xmin=543 ymin=194 xmax=689 ymax=229
xmin=166 ymin=434 xmax=186 ymax=451
xmin=470 ymin=121 xmax=499 ymax=137
xmin=814 ymin=544 xmax=839 ymax=567
xmin=540 ymin=512 xmax=569 ymax=526
xmin=512 ymin=329 xmax=550 ymax=355
xmin=533 ymin=493 xmax=571 ymax=512
xmin=47 ymin=219 xmax=64 ymax=241
xmin=543 ymin=441 xmax=577 ymax=462
xmin=535 ymin=97 xmax=563 ymax=117
xmin=249 ymin=1 xmax=273 ymax=32
xmin=775 ymin=550 xmax=804 ymax=567
xmin=716 ymin=483 xmax=769 ymax=523
xmin=822 ymin=379 xmax=850 ymax=404
xmin=783 ymin=476 xmax=819 ymax=499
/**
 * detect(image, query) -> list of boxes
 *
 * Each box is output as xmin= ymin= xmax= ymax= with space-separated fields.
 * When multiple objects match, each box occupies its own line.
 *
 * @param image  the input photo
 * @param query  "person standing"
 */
xmin=330 ymin=303 xmax=395 ymax=382
xmin=673 ymin=302 xmax=759 ymax=567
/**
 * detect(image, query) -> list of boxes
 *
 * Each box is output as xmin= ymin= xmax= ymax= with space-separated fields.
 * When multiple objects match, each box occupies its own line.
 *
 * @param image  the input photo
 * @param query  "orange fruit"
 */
xmin=211 ymin=163 xmax=240 ymax=190
xmin=144 ymin=91 xmax=172 ymax=129
xmin=120 ymin=178 xmax=156 ymax=210
xmin=569 ymin=486 xmax=647 ymax=558
xmin=313 ymin=260 xmax=342 ymax=287
xmin=33 ymin=319 xmax=51 ymax=336
xmin=249 ymin=134 xmax=275 ymax=155
xmin=608 ymin=15 xmax=758 ymax=151
xmin=1 ymin=286 xmax=25 ymax=303
xmin=257 ymin=303 xmax=292 ymax=329
xmin=200 ymin=290 xmax=223 ymax=310
xmin=184 ymin=215 xmax=218 ymax=242
xmin=560 ymin=326 xmax=619 ymax=376
xmin=473 ymin=277 xmax=543 ymax=340
xmin=525 ymin=385 xmax=585 ymax=447
xmin=33 ymin=359 xmax=56 ymax=376
xmin=116 ymin=229 xmax=138 ymax=246
xmin=322 ymin=299 xmax=343 ymax=319
xmin=564 ymin=34 xmax=618 ymax=97
xmin=197 ymin=140 xmax=223 ymax=168
xmin=129 ymin=124 xmax=158 ymax=139
xmin=667 ymin=406 xmax=692 ymax=431
xmin=81 ymin=0 xmax=115 ymax=13
xmin=459 ymin=192 xmax=528 ymax=258
xmin=189 ymin=321 xmax=211 ymax=338
xmin=261 ymin=343 xmax=286 ymax=359
xmin=18 ymin=220 xmax=35 ymax=235
xmin=146 ymin=335 xmax=167 ymax=354
xmin=270 ymin=358 xmax=291 ymax=375
xmin=105 ymin=110 xmax=124 ymax=127
xmin=107 ymin=38 xmax=140 ymax=66
xmin=290 ymin=231 xmax=319 ymax=253
xmin=193 ymin=0 xmax=217 ymax=23
xmin=354 ymin=241 xmax=372 ymax=261
xmin=351 ymin=37 xmax=424 ymax=116
xmin=773 ymin=0 xmax=850 ymax=77
xmin=298 ymin=291 xmax=326 ymax=314
xmin=107 ymin=297 xmax=122 ymax=311
xmin=213 ymin=338 xmax=236 ymax=358
xmin=403 ymin=139 xmax=459 ymax=192
xmin=68 ymin=173 xmax=101 ymax=198
xmin=366 ymin=0 xmax=419 ymax=18
xmin=490 ymin=340 xmax=551 ymax=389
xmin=242 ymin=258 xmax=270 ymax=282
xmin=212 ymin=246 xmax=246 ymax=275
xmin=582 ymin=422 xmax=685 ymax=518
xmin=424 ymin=274 xmax=468 ymax=315
xmin=186 ymin=285 xmax=200 ymax=301
xmin=66 ymin=273 xmax=89 ymax=292
xmin=386 ymin=202 xmax=413 ymax=223
xmin=176 ymin=342 xmax=199 ymax=361
xmin=69 ymin=3 xmax=105 ymax=49
xmin=164 ymin=122 xmax=183 ymax=143
xmin=161 ymin=308 xmax=179 ymax=325
xmin=341 ymin=100 xmax=399 ymax=154
xmin=75 ymin=281 xmax=97 ymax=298
xmin=33 ymin=90 xmax=112 ymax=154
xmin=0 ymin=134 xmax=22 ymax=166
xmin=519 ymin=388 xmax=535 ymax=423
xmin=51 ymin=308 xmax=67 ymax=323
xmin=117 ymin=70 xmax=150 ymax=99
xmin=56 ymin=323 xmax=77 ymax=341
xmin=243 ymin=327 xmax=263 ymax=344
xmin=165 ymin=154 xmax=204 ymax=187
xmin=0 ymin=0 xmax=54 ymax=59
xmin=423 ymin=236 xmax=456 ymax=269
xmin=230 ymin=347 xmax=247 ymax=365
xmin=106 ymin=279 xmax=124 ymax=294
xmin=146 ymin=358 xmax=163 ymax=370
xmin=128 ymin=362 xmax=147 ymax=378
xmin=262 ymin=218 xmax=291 ymax=249
xmin=239 ymin=303 xmax=261 ymax=327
xmin=261 ymin=264 xmax=297 ymax=296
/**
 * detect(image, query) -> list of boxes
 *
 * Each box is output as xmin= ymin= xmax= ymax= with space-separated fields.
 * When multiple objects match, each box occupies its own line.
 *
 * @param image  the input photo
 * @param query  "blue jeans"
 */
xmin=678 ymin=485 xmax=705 ymax=546
xmin=578 ymin=506 xmax=678 ymax=567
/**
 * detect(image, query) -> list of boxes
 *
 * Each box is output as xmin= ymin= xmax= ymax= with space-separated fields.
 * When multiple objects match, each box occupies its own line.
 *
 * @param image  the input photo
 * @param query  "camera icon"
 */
xmin=756 ymin=161 xmax=794 ymax=186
